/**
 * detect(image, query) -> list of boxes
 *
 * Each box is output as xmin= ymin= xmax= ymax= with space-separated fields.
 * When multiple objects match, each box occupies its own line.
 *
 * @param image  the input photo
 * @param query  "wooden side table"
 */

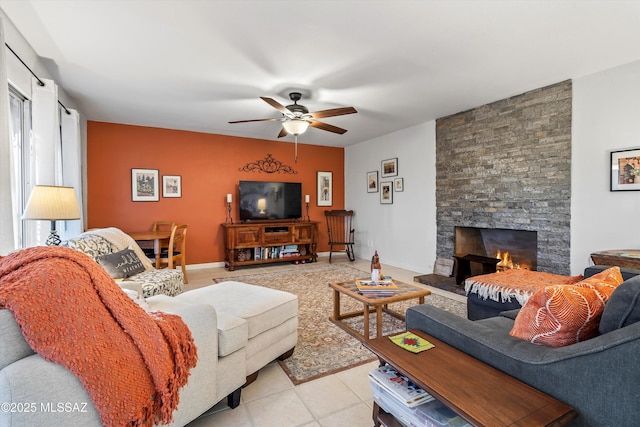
xmin=591 ymin=250 xmax=640 ymax=270
xmin=363 ymin=329 xmax=576 ymax=427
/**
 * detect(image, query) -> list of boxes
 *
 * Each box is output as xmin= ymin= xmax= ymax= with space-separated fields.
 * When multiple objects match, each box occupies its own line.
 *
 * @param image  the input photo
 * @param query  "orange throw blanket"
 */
xmin=464 ymin=269 xmax=583 ymax=306
xmin=0 ymin=246 xmax=197 ymax=427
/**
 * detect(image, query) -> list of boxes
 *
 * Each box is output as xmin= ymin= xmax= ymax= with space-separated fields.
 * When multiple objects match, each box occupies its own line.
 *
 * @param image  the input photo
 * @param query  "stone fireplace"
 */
xmin=435 ymin=80 xmax=572 ymax=275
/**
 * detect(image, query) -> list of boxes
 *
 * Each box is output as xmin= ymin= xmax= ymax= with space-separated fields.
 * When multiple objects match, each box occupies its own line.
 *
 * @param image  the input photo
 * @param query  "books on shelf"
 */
xmin=369 ymin=365 xmax=434 ymax=407
xmin=356 ymin=278 xmax=398 ymax=296
xmin=252 ymin=245 xmax=301 ymax=261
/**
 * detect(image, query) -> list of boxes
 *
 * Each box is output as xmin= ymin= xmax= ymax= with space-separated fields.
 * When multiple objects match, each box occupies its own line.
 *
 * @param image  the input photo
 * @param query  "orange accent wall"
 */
xmin=87 ymin=121 xmax=344 ymax=265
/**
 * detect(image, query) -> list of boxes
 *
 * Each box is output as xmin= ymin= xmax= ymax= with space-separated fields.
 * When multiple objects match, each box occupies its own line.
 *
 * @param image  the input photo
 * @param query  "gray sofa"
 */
xmin=406 ymin=265 xmax=640 ymax=427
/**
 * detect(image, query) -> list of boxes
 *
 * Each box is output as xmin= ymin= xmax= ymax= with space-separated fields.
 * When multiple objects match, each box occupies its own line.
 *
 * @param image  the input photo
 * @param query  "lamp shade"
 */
xmin=282 ymin=119 xmax=310 ymax=135
xmin=22 ymin=185 xmax=81 ymax=220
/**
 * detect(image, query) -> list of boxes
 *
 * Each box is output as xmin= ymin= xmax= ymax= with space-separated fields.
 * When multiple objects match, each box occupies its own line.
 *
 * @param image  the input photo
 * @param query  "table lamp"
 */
xmin=22 ymin=185 xmax=81 ymax=246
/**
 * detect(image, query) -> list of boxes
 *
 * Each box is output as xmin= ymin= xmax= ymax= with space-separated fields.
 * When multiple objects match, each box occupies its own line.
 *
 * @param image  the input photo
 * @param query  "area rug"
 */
xmin=213 ymin=264 xmax=466 ymax=385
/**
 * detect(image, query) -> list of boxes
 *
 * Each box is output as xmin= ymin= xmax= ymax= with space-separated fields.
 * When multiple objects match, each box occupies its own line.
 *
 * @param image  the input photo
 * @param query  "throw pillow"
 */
xmin=97 ymin=248 xmax=145 ymax=279
xmin=576 ymin=266 xmax=623 ymax=300
xmin=599 ymin=274 xmax=640 ymax=334
xmin=510 ymin=267 xmax=622 ymax=347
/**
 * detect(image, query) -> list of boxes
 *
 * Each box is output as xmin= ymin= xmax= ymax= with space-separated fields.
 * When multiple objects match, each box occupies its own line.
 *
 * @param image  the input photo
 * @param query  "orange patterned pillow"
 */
xmin=510 ymin=267 xmax=622 ymax=347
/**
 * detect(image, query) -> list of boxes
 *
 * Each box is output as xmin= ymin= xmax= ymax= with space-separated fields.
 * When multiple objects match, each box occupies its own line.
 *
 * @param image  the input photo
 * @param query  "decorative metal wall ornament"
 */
xmin=239 ymin=154 xmax=298 ymax=174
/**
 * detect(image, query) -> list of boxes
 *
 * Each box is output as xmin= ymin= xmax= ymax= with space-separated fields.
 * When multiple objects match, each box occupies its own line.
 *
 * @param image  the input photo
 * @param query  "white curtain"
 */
xmin=23 ymin=77 xmax=62 ymax=247
xmin=0 ymin=17 xmax=16 ymax=255
xmin=60 ymin=108 xmax=83 ymax=240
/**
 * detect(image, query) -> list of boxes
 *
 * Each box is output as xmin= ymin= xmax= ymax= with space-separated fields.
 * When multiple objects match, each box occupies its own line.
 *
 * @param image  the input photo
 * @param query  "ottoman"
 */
xmin=176 ymin=281 xmax=298 ymax=379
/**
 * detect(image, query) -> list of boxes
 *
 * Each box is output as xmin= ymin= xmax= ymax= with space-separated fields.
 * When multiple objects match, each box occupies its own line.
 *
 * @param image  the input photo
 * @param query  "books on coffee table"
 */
xmin=356 ymin=278 xmax=398 ymax=296
xmin=369 ymin=365 xmax=434 ymax=407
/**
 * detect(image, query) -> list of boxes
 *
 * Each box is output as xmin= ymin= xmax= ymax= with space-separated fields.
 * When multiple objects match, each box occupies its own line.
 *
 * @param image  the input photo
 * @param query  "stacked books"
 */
xmin=356 ymin=278 xmax=398 ymax=297
xmin=280 ymin=245 xmax=300 ymax=258
xmin=369 ymin=365 xmax=434 ymax=407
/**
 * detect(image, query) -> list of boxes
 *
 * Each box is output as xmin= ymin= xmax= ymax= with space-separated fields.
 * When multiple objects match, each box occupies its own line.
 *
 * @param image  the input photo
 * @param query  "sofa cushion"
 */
xmin=0 ymin=309 xmax=35 ymax=370
xmin=130 ymin=268 xmax=184 ymax=297
xmin=599 ymin=274 xmax=640 ymax=334
xmin=510 ymin=267 xmax=622 ymax=347
xmin=176 ymin=281 xmax=298 ymax=339
xmin=96 ymin=248 xmax=145 ymax=279
xmin=215 ymin=311 xmax=249 ymax=357
xmin=121 ymin=288 xmax=151 ymax=311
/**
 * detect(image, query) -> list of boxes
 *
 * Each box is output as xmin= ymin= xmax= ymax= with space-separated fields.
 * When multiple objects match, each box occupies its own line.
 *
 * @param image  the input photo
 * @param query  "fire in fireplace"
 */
xmin=455 ymin=227 xmax=538 ymax=273
xmin=495 ymin=250 xmax=532 ymax=271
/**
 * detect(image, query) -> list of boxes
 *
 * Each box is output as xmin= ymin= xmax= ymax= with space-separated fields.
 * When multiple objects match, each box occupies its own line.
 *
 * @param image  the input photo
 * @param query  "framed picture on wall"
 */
xmin=317 ymin=171 xmax=333 ymax=206
xmin=131 ymin=168 xmax=159 ymax=201
xmin=367 ymin=171 xmax=378 ymax=193
xmin=394 ymin=177 xmax=404 ymax=192
xmin=380 ymin=181 xmax=393 ymax=204
xmin=162 ymin=175 xmax=182 ymax=198
xmin=611 ymin=148 xmax=640 ymax=191
xmin=381 ymin=158 xmax=398 ymax=177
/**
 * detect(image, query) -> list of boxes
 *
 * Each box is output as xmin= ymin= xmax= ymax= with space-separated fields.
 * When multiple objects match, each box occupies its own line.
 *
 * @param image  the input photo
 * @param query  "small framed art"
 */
xmin=131 ymin=168 xmax=159 ymax=202
xmin=367 ymin=171 xmax=379 ymax=193
xmin=394 ymin=177 xmax=404 ymax=192
xmin=380 ymin=181 xmax=393 ymax=204
xmin=317 ymin=171 xmax=333 ymax=206
xmin=163 ymin=175 xmax=182 ymax=198
xmin=611 ymin=149 xmax=640 ymax=191
xmin=381 ymin=158 xmax=398 ymax=177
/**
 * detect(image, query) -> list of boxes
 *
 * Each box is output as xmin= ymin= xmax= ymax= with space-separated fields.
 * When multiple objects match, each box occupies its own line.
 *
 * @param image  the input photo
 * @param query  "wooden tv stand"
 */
xmin=363 ymin=329 xmax=576 ymax=427
xmin=221 ymin=221 xmax=319 ymax=271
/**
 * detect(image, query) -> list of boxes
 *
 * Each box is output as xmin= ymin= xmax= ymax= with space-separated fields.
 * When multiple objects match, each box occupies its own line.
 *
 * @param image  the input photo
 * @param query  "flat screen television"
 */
xmin=238 ymin=181 xmax=302 ymax=221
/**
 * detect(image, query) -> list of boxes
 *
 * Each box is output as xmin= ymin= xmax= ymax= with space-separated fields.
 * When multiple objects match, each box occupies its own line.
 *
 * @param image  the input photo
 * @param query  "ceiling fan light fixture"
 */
xmin=282 ymin=119 xmax=309 ymax=135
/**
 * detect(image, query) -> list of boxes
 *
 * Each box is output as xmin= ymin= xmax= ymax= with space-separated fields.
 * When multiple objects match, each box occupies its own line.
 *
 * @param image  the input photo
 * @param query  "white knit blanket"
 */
xmin=89 ymin=227 xmax=155 ymax=271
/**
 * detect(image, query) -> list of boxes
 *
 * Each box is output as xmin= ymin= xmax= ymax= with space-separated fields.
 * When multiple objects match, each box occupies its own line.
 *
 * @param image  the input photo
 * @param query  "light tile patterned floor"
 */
xmin=184 ymin=256 xmax=465 ymax=426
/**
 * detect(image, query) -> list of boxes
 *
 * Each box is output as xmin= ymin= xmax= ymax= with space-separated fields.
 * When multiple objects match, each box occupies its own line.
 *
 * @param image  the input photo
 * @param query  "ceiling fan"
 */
xmin=229 ymin=92 xmax=357 ymax=137
xmin=229 ymin=92 xmax=357 ymax=162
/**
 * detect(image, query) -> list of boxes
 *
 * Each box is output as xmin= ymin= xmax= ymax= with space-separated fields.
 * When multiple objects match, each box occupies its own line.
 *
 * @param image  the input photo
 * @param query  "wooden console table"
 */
xmin=591 ymin=249 xmax=640 ymax=270
xmin=363 ymin=329 xmax=576 ymax=427
xmin=221 ymin=221 xmax=318 ymax=270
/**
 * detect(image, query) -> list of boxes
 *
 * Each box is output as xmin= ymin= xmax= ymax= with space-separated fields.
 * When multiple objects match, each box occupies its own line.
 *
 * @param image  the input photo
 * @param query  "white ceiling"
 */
xmin=2 ymin=0 xmax=640 ymax=148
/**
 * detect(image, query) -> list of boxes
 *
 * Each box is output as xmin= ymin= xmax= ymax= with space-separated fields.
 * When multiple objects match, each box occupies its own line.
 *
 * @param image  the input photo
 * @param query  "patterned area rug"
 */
xmin=214 ymin=264 xmax=466 ymax=385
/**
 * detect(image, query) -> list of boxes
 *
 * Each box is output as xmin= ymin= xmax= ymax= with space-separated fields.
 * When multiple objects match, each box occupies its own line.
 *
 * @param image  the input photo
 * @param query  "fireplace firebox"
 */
xmin=454 ymin=227 xmax=538 ymax=278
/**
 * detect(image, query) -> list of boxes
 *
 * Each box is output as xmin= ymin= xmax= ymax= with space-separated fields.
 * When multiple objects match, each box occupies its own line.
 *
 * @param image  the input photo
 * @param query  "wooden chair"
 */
xmin=157 ymin=224 xmax=188 ymax=283
xmin=324 ymin=210 xmax=355 ymax=263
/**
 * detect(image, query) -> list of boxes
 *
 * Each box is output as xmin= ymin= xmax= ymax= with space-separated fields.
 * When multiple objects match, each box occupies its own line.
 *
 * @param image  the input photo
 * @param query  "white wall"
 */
xmin=345 ymin=121 xmax=436 ymax=273
xmin=347 ymin=60 xmax=640 ymax=277
xmin=571 ymin=60 xmax=640 ymax=275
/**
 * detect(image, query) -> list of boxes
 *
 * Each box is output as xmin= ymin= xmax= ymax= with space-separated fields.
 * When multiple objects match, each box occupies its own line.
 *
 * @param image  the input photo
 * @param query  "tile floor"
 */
xmin=183 ymin=256 xmax=465 ymax=427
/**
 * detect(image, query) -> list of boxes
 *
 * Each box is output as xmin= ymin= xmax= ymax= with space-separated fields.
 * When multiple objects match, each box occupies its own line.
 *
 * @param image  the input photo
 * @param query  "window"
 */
xmin=8 ymin=85 xmax=32 ymax=248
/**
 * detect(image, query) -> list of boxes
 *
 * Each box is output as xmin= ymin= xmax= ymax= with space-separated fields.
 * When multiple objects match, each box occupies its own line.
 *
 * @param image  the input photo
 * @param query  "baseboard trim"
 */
xmin=185 ymin=252 xmax=339 ymax=270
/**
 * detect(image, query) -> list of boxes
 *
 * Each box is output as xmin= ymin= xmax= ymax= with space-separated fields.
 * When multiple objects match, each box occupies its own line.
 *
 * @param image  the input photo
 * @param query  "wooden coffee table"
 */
xmin=328 ymin=279 xmax=430 ymax=342
xmin=364 ymin=329 xmax=577 ymax=427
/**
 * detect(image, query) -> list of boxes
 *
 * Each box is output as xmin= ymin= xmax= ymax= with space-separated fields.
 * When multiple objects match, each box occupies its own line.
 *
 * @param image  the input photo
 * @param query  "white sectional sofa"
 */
xmin=0 ymin=242 xmax=298 ymax=426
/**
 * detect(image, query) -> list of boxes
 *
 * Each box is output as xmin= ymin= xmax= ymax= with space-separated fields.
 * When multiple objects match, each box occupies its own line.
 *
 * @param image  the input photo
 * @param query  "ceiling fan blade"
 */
xmin=228 ymin=118 xmax=280 ymax=124
xmin=309 ymin=120 xmax=348 ymax=135
xmin=309 ymin=106 xmax=357 ymax=119
xmin=277 ymin=127 xmax=288 ymax=138
xmin=261 ymin=97 xmax=292 ymax=116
